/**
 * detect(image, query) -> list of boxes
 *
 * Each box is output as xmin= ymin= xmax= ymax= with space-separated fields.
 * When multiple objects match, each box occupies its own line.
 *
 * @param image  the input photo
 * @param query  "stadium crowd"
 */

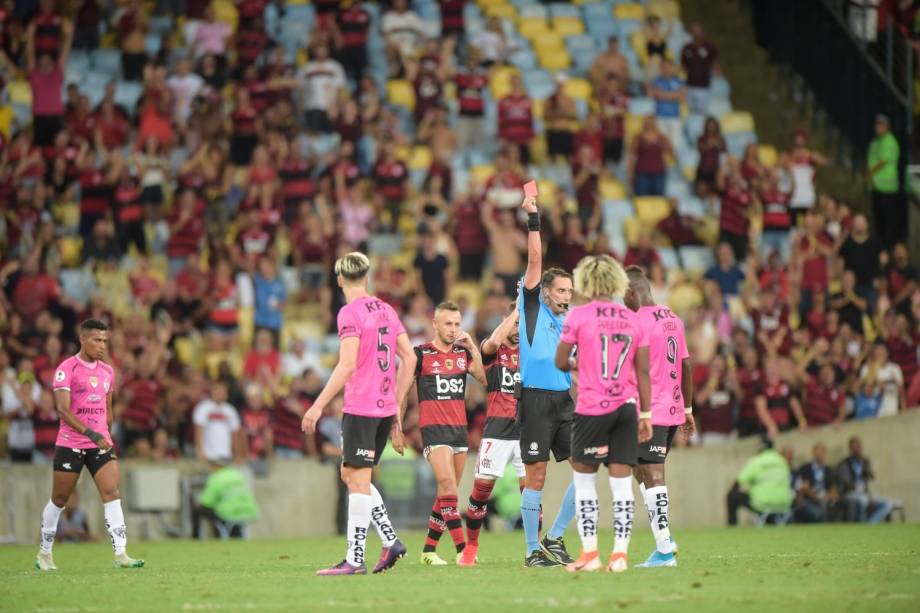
xmin=0 ymin=0 xmax=917 ymax=479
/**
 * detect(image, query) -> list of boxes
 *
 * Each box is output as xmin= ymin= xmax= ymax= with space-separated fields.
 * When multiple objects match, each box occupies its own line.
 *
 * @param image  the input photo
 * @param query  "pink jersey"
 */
xmin=561 ymin=300 xmax=646 ymax=416
xmin=52 ymin=355 xmax=115 ymax=448
xmin=636 ymin=305 xmax=690 ymax=426
xmin=337 ymin=295 xmax=407 ymax=418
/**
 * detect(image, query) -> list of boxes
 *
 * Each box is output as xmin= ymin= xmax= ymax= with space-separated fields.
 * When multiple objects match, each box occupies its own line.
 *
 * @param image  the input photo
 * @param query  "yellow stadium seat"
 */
xmin=59 ymin=236 xmax=83 ymax=268
xmin=623 ymin=216 xmax=645 ymax=246
xmin=682 ymin=164 xmax=696 ymax=182
xmin=624 ymin=114 xmax=645 ymax=142
xmin=552 ymin=17 xmax=584 ymax=36
xmin=387 ymin=79 xmax=415 ymax=112
xmin=563 ymin=77 xmax=593 ymax=102
xmin=669 ymin=282 xmax=704 ymax=316
xmin=408 ymin=145 xmax=432 ymax=170
xmin=518 ymin=17 xmax=549 ymax=39
xmin=648 ymin=0 xmax=681 ymax=21
xmin=720 ymin=111 xmax=755 ymax=134
xmin=173 ymin=337 xmax=200 ymax=367
xmin=634 ymin=196 xmax=671 ymax=225
xmin=9 ymin=80 xmax=32 ymax=106
xmin=614 ymin=3 xmax=646 ymax=20
xmin=471 ymin=164 xmax=495 ymax=185
xmin=531 ymin=98 xmax=544 ymax=120
xmin=489 ymin=65 xmax=519 ymax=100
xmin=537 ymin=47 xmax=571 ymax=71
xmin=600 ymin=178 xmax=627 ymax=201
xmin=237 ymin=306 xmax=255 ymax=352
xmin=630 ymin=30 xmax=649 ymax=64
xmin=537 ymin=178 xmax=558 ymax=198
xmin=213 ymin=0 xmax=238 ymax=30
xmin=758 ymin=144 xmax=778 ymax=168
xmin=53 ymin=203 xmax=80 ymax=228
xmin=450 ymin=281 xmax=485 ymax=310
xmin=394 ymin=144 xmax=410 ymax=161
xmin=532 ymin=32 xmax=565 ymax=51
xmin=484 ymin=3 xmax=516 ymax=19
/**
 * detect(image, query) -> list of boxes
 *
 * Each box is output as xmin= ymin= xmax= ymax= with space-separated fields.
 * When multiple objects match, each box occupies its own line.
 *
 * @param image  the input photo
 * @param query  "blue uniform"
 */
xmin=518 ymin=283 xmax=571 ymax=392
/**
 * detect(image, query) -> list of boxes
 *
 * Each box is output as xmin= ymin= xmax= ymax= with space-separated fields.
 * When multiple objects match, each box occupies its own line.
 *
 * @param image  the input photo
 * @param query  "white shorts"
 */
xmin=423 ymin=444 xmax=468 ymax=459
xmin=475 ymin=438 xmax=525 ymax=479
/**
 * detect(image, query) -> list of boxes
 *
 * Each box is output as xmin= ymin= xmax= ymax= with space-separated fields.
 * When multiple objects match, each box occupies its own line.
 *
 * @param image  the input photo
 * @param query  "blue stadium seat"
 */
xmin=550 ymin=3 xmax=580 ymax=19
xmin=145 ymin=34 xmax=161 ymax=57
xmin=518 ymin=4 xmax=547 ymax=19
xmin=565 ymin=34 xmax=596 ymax=55
xmin=523 ymin=69 xmax=555 ymax=100
xmin=726 ymin=131 xmax=757 ymax=158
xmin=509 ymin=49 xmax=538 ymax=71
xmin=286 ymin=4 xmax=315 ymax=21
xmin=684 ymin=114 xmax=706 ymax=141
xmin=149 ymin=15 xmax=174 ymax=36
xmin=115 ymin=82 xmax=144 ymax=115
xmin=587 ymin=18 xmax=619 ymax=43
xmin=91 ymin=48 xmax=121 ymax=76
xmin=666 ymin=178 xmax=691 ymax=199
xmin=678 ymin=196 xmax=708 ymax=218
xmin=280 ymin=18 xmax=311 ymax=52
xmin=582 ymin=2 xmax=612 ymax=21
xmin=706 ymin=96 xmax=733 ymax=118
xmin=658 ymin=247 xmax=680 ymax=270
xmin=417 ymin=3 xmax=441 ymax=22
xmin=628 ymin=97 xmax=655 ymax=116
xmin=463 ymin=2 xmax=482 ymax=21
xmin=680 ymin=246 xmax=715 ymax=272
xmin=711 ymin=76 xmax=731 ymax=99
xmin=571 ymin=49 xmax=597 ymax=76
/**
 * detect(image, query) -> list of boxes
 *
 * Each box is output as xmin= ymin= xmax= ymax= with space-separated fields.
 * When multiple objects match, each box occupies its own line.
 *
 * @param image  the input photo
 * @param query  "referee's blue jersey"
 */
xmin=518 ymin=282 xmax=571 ymax=392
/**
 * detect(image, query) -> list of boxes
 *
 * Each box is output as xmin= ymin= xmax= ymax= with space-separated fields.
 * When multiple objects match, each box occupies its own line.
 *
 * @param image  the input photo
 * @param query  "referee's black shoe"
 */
xmin=541 ymin=535 xmax=575 ymax=564
xmin=524 ymin=549 xmax=562 ymax=568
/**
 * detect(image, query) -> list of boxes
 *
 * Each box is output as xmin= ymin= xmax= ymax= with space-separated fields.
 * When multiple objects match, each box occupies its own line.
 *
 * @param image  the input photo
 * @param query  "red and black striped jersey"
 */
xmin=482 ymin=342 xmax=520 ymax=440
xmin=279 ymin=157 xmax=316 ymax=208
xmin=414 ymin=342 xmax=471 ymax=429
xmin=762 ymin=380 xmax=792 ymax=429
xmin=33 ymin=11 xmax=62 ymax=55
xmin=338 ymin=7 xmax=370 ymax=48
xmin=455 ymin=67 xmax=488 ymax=117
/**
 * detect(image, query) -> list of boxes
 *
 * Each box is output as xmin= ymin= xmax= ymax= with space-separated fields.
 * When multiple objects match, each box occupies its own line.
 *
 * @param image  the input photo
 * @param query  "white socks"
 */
xmin=369 ymin=484 xmax=398 ymax=547
xmin=104 ymin=500 xmax=128 ymax=555
xmin=610 ymin=477 xmax=635 ymax=555
xmin=644 ymin=485 xmax=674 ymax=554
xmin=346 ymin=493 xmax=373 ymax=567
xmin=573 ymin=472 xmax=599 ymax=553
xmin=40 ymin=500 xmax=64 ymax=553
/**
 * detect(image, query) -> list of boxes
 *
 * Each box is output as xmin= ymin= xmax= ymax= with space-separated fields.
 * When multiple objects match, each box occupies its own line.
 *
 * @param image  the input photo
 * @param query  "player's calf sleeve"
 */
xmin=572 ymin=472 xmax=599 ymax=553
xmin=369 ymin=484 xmax=398 ymax=547
xmin=645 ymin=485 xmax=673 ymax=554
xmin=465 ymin=479 xmax=494 ymax=545
xmin=346 ymin=493 xmax=373 ymax=567
xmin=609 ymin=477 xmax=635 ymax=555
xmin=438 ymin=495 xmax=466 ymax=553
xmin=103 ymin=500 xmax=128 ymax=556
xmin=424 ymin=499 xmax=445 ymax=552
xmin=548 ymin=481 xmax=576 ymax=540
xmin=521 ymin=488 xmax=542 ymax=555
xmin=40 ymin=500 xmax=64 ymax=553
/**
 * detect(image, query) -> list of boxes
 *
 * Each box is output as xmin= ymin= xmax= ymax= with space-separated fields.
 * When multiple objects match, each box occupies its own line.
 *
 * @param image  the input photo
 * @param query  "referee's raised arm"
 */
xmin=522 ymin=195 xmax=542 ymax=290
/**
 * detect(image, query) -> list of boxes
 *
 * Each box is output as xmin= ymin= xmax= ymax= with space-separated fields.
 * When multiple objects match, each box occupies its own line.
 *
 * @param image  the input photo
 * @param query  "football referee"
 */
xmin=517 ymin=194 xmax=578 ymax=567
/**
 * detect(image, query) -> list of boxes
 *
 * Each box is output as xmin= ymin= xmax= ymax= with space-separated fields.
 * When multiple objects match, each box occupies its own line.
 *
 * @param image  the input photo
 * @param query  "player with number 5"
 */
xmin=555 ymin=255 xmax=652 ymax=574
xmin=302 ymin=252 xmax=417 ymax=575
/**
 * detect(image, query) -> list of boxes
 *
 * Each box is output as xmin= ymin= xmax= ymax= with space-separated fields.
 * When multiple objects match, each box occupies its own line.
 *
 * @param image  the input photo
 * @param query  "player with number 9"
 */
xmin=555 ymin=255 xmax=652 ymax=573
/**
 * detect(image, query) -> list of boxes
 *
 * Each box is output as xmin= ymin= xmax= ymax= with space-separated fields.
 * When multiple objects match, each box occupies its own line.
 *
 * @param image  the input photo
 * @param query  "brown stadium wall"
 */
xmin=2 ymin=413 xmax=919 ymax=543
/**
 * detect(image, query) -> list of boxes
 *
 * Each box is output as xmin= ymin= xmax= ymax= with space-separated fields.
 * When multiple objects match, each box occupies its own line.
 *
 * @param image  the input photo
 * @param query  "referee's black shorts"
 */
xmin=518 ymin=388 xmax=574 ymax=463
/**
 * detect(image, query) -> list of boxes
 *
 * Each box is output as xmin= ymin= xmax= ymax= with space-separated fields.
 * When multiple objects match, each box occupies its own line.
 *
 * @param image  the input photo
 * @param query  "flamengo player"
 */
xmin=412 ymin=302 xmax=486 ymax=566
xmin=302 ymin=252 xmax=416 ymax=576
xmin=624 ymin=266 xmax=694 ymax=568
xmin=555 ymin=255 xmax=652 ymax=573
xmin=461 ymin=302 xmax=523 ymax=565
xmin=36 ymin=319 xmax=144 ymax=571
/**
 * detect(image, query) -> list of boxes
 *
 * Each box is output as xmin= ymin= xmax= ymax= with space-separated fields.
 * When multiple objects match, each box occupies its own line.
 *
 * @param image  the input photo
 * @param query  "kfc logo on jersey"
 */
xmin=435 ymin=376 xmax=465 ymax=395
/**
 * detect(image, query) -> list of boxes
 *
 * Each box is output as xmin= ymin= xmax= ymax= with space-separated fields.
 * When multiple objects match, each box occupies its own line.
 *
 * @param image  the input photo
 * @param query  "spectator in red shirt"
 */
xmin=454 ymin=49 xmax=488 ymax=164
xmin=240 ymin=383 xmax=274 ymax=462
xmin=751 ymin=285 xmax=792 ymax=356
xmin=796 ymin=210 xmax=835 ymax=313
xmin=736 ymin=345 xmax=764 ymax=437
xmin=598 ymin=76 xmax=629 ymax=166
xmin=243 ymin=329 xmax=282 ymax=394
xmin=167 ymin=189 xmax=205 ymax=276
xmin=497 ymin=74 xmax=534 ymax=165
xmin=117 ymin=0 xmax=148 ymax=82
xmin=449 ymin=191 xmax=488 ymax=280
xmin=372 ymin=141 xmax=409 ymax=231
xmin=623 ymin=233 xmax=661 ymax=270
xmin=628 ymin=116 xmax=673 ymax=196
xmin=718 ymin=162 xmax=753 ymax=262
xmin=884 ymin=313 xmax=918 ymax=385
xmin=881 ymin=243 xmax=918 ymax=315
xmin=759 ymin=166 xmax=795 ymax=261
xmin=696 ymin=117 xmax=726 ymax=193
xmin=12 ymin=255 xmax=60 ymax=320
xmin=694 ymin=354 xmax=738 ymax=444
xmin=755 ymin=358 xmax=807 ymax=439
xmin=803 ymin=363 xmax=846 ymax=427
xmin=571 ymin=142 xmax=601 ymax=233
xmin=681 ymin=23 xmax=719 ymax=114
xmin=26 ymin=31 xmax=68 ymax=147
xmin=119 ymin=357 xmax=164 ymax=450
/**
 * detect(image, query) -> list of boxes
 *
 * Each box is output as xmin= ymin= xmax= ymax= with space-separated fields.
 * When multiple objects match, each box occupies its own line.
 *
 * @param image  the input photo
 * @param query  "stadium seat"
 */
xmin=679 ymin=245 xmax=715 ymax=274
xmin=522 ymin=69 xmax=555 ymax=100
xmin=582 ymin=2 xmax=612 ymax=21
xmin=58 ymin=237 xmax=83 ymax=268
xmin=726 ymin=131 xmax=757 ymax=158
xmin=586 ymin=18 xmax=619 ymax=44
xmin=550 ymin=3 xmax=580 ymax=19
xmin=706 ymin=96 xmax=733 ymax=118
xmin=711 ymin=75 xmax=731 ymax=99
xmin=213 ymin=0 xmax=239 ymax=29
xmin=91 ymin=48 xmax=121 ymax=75
xmin=562 ymin=77 xmax=592 ymax=102
xmin=758 ymin=144 xmax=779 ymax=168
xmin=518 ymin=4 xmax=547 ymax=19
xmin=489 ymin=65 xmax=519 ymax=99
xmin=684 ymin=114 xmax=706 ymax=142
xmin=613 ymin=3 xmax=645 ymax=20
xmin=387 ymin=79 xmax=416 ymax=112
xmin=669 ymin=281 xmax=704 ymax=314
xmin=600 ymin=177 xmax=627 ymax=201
xmin=509 ymin=49 xmax=538 ymax=70
xmin=471 ymin=164 xmax=496 ymax=185
xmin=552 ymin=17 xmax=585 ymax=37
xmin=565 ymin=34 xmax=596 ymax=55
xmin=484 ymin=3 xmax=516 ymax=19
xmin=720 ymin=111 xmax=756 ymax=134
xmin=623 ymin=216 xmax=654 ymax=246
xmin=648 ymin=0 xmax=681 ymax=21
xmin=635 ymin=196 xmax=671 ymax=225
xmin=657 ymin=246 xmax=680 ymax=269
xmin=628 ymin=97 xmax=655 ymax=116
xmin=408 ymin=146 xmax=432 ymax=170
xmin=518 ymin=16 xmax=550 ymax=39
xmin=678 ymin=196 xmax=707 ymax=218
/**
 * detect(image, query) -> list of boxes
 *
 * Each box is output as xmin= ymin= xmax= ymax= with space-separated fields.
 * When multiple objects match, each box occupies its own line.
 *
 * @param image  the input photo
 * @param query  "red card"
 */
xmin=522 ymin=180 xmax=538 ymax=198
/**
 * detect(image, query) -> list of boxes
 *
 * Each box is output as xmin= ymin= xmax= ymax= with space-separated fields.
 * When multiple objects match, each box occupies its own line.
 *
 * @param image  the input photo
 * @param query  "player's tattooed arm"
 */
xmin=53 ymin=389 xmax=111 ymax=451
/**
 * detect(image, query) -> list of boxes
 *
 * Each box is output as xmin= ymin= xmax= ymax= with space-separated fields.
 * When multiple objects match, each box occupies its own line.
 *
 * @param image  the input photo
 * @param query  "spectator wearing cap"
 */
xmin=867 ymin=114 xmax=902 ymax=250
xmin=681 ymin=23 xmax=719 ymax=115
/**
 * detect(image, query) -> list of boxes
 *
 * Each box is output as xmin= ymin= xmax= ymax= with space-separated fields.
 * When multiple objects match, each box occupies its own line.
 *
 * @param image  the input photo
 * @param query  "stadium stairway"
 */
xmin=679 ymin=0 xmax=865 ymax=208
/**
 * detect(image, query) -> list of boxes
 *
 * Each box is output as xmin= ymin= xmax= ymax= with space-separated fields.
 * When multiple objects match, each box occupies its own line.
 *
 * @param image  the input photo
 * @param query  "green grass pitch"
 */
xmin=2 ymin=525 xmax=919 ymax=612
